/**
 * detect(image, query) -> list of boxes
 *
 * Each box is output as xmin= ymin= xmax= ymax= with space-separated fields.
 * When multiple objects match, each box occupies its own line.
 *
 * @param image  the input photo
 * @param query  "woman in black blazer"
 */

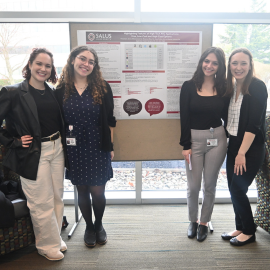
xmin=221 ymin=48 xmax=268 ymax=246
xmin=0 ymin=48 xmax=68 ymax=260
xmin=55 ymin=46 xmax=116 ymax=248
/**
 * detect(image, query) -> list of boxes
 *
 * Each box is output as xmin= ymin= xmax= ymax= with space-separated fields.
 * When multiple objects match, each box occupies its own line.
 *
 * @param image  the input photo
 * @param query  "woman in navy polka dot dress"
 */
xmin=55 ymin=46 xmax=116 ymax=247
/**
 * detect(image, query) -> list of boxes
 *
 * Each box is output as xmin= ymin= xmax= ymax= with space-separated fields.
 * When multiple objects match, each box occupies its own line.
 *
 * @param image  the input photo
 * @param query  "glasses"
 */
xmin=76 ymin=56 xmax=96 ymax=66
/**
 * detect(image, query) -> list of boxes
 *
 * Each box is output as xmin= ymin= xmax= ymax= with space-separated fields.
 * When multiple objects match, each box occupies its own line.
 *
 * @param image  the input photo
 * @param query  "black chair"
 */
xmin=254 ymin=115 xmax=270 ymax=234
xmin=0 ymin=145 xmax=35 ymax=256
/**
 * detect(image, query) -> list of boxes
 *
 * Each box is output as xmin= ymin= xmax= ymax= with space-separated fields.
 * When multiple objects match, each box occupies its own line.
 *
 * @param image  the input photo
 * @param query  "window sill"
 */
xmin=63 ymin=189 xmax=257 ymax=204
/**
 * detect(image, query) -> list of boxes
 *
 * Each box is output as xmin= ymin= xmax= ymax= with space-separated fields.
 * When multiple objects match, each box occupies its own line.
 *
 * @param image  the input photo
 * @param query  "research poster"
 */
xmin=77 ymin=31 xmax=202 ymax=120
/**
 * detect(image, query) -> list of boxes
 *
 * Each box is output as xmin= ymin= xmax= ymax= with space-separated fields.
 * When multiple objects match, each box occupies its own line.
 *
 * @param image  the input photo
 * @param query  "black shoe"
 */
xmin=96 ymin=225 xmax=107 ymax=245
xmin=187 ymin=222 xmax=198 ymax=239
xmin=84 ymin=229 xmax=96 ymax=248
xmin=230 ymin=234 xmax=256 ymax=246
xmin=197 ymin=225 xmax=208 ymax=242
xmin=221 ymin=232 xmax=235 ymax=240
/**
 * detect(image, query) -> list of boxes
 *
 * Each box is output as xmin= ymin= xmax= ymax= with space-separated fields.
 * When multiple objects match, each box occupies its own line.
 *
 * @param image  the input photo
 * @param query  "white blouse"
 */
xmin=227 ymin=83 xmax=243 ymax=136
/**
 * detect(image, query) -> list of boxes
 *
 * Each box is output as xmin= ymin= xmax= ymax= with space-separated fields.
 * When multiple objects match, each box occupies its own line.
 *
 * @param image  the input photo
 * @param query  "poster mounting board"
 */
xmin=70 ymin=23 xmax=212 ymax=161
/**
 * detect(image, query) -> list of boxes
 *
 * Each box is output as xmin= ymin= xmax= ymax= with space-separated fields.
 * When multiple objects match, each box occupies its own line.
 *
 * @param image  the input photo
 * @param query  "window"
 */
xmin=141 ymin=0 xmax=270 ymax=13
xmin=0 ymin=23 xmax=69 ymax=87
xmin=0 ymin=0 xmax=134 ymax=12
xmin=213 ymin=24 xmax=270 ymax=110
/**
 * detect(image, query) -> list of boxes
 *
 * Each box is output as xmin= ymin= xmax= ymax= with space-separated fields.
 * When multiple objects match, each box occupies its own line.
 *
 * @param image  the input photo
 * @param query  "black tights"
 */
xmin=76 ymin=184 xmax=106 ymax=231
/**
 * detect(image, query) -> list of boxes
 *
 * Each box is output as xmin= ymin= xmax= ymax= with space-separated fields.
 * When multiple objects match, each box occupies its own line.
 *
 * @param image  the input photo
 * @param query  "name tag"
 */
xmin=207 ymin=139 xmax=218 ymax=147
xmin=66 ymin=136 xmax=77 ymax=146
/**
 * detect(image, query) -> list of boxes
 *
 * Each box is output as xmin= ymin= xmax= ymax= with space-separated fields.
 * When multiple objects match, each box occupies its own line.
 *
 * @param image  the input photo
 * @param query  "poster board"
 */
xmin=70 ymin=23 xmax=213 ymax=161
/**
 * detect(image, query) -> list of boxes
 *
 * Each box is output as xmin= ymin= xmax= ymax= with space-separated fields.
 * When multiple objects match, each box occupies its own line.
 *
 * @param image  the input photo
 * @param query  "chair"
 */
xmin=254 ymin=115 xmax=270 ymax=233
xmin=0 ymin=145 xmax=35 ymax=256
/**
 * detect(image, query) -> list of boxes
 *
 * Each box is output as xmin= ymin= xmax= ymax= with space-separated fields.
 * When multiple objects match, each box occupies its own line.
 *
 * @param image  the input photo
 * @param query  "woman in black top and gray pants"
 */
xmin=221 ymin=48 xmax=267 ymax=246
xmin=180 ymin=47 xmax=227 ymax=242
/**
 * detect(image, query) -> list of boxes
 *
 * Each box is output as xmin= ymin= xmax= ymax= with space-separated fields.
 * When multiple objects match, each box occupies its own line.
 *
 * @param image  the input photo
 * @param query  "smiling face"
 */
xmin=29 ymin=53 xmax=52 ymax=85
xmin=201 ymin=53 xmax=219 ymax=78
xmin=72 ymin=50 xmax=95 ymax=78
xmin=229 ymin=52 xmax=251 ymax=83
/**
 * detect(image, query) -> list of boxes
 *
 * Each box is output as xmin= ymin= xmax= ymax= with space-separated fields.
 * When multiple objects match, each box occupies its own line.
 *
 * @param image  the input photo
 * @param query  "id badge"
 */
xmin=66 ymin=136 xmax=77 ymax=146
xmin=207 ymin=139 xmax=218 ymax=147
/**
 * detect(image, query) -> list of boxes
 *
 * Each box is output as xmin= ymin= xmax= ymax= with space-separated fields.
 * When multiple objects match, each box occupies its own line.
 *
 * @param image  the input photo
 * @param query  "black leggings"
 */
xmin=76 ymin=184 xmax=106 ymax=231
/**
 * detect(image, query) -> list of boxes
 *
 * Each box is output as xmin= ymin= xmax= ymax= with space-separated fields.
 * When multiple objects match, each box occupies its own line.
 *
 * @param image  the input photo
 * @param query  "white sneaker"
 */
xmin=60 ymin=240 xmax=67 ymax=252
xmin=38 ymin=250 xmax=64 ymax=261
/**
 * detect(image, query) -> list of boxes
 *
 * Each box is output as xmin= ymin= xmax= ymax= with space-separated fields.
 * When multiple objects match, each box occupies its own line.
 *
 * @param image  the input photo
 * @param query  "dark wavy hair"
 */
xmin=191 ymin=47 xmax=227 ymax=96
xmin=22 ymin=48 xmax=58 ymax=84
xmin=57 ymin=45 xmax=106 ymax=104
xmin=225 ymin=48 xmax=255 ymax=97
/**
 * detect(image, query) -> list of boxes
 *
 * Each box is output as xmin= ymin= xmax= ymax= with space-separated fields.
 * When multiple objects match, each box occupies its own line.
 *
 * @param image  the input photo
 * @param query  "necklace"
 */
xmin=75 ymin=83 xmax=88 ymax=90
xmin=34 ymin=88 xmax=46 ymax=96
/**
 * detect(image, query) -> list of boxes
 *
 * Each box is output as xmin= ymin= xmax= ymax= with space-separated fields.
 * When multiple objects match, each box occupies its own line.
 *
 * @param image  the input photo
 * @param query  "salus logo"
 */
xmin=88 ymin=33 xmax=95 ymax=41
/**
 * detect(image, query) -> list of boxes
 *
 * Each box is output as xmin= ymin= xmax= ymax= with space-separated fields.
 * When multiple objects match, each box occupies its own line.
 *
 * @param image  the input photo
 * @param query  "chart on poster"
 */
xmin=77 ymin=31 xmax=202 ymax=120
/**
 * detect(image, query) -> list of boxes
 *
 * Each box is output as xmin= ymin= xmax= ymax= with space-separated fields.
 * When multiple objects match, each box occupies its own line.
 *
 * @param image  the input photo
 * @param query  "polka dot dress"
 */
xmin=63 ymin=87 xmax=113 ymax=186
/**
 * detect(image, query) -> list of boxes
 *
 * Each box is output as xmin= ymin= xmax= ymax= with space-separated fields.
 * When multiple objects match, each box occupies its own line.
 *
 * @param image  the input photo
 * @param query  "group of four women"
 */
xmin=0 ymin=44 xmax=267 ymax=261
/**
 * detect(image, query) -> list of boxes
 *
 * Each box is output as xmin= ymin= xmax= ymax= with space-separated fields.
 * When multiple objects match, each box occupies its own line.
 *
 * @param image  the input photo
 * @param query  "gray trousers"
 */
xmin=185 ymin=126 xmax=227 ymax=223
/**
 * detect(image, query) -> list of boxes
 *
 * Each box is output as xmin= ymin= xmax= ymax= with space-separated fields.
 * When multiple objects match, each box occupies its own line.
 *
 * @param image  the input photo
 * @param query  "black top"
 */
xmin=28 ymin=84 xmax=62 ymax=138
xmin=180 ymin=80 xmax=226 ymax=150
xmin=55 ymin=80 xmax=116 ymax=152
xmin=226 ymin=77 xmax=268 ymax=156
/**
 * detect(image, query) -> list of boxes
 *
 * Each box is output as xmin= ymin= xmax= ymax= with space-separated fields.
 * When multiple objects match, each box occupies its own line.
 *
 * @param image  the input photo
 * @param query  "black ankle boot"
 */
xmin=187 ymin=222 xmax=198 ymax=238
xmin=84 ymin=227 xmax=96 ymax=248
xmin=95 ymin=223 xmax=107 ymax=245
xmin=197 ymin=225 xmax=208 ymax=242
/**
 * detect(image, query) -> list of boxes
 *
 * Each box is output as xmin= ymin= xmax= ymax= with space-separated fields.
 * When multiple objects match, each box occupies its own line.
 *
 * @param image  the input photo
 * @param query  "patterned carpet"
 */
xmin=1 ymin=204 xmax=270 ymax=270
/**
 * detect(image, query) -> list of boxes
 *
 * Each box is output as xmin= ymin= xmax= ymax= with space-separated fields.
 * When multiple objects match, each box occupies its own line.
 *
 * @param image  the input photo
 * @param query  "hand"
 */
xmin=111 ymin=151 xmax=114 ymax=160
xmin=20 ymin=135 xmax=33 ymax=148
xmin=234 ymin=153 xmax=246 ymax=175
xmin=182 ymin=149 xmax=192 ymax=164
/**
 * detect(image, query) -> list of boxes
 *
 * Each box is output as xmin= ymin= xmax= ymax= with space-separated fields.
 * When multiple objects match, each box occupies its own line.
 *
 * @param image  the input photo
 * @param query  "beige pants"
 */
xmin=21 ymin=136 xmax=64 ymax=253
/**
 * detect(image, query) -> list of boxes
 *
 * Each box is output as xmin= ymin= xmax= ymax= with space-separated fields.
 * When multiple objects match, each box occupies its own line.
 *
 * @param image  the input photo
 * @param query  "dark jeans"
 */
xmin=226 ymin=144 xmax=265 ymax=235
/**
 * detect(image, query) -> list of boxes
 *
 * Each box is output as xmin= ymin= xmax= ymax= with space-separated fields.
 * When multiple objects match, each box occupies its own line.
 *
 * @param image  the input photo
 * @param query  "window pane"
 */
xmin=0 ymin=23 xmax=69 ymax=87
xmin=213 ymin=24 xmax=270 ymax=110
xmin=108 ymin=162 xmax=135 ymax=190
xmin=0 ymin=0 xmax=134 ymax=11
xmin=142 ymin=160 xmax=257 ymax=191
xmin=141 ymin=0 xmax=270 ymax=13
xmin=142 ymin=160 xmax=185 ymax=190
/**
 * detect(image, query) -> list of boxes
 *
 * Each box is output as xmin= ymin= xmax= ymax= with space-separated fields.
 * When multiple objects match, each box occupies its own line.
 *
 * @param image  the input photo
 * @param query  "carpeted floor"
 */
xmin=1 ymin=204 xmax=270 ymax=270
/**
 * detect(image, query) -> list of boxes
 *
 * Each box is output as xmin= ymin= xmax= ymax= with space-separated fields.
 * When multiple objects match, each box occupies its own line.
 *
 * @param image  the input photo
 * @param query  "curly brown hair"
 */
xmin=191 ymin=47 xmax=227 ymax=96
xmin=57 ymin=45 xmax=106 ymax=104
xmin=22 ymin=48 xmax=58 ymax=84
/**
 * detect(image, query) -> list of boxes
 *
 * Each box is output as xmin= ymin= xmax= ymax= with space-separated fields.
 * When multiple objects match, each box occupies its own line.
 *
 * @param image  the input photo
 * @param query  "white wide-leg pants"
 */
xmin=21 ymin=136 xmax=64 ymax=253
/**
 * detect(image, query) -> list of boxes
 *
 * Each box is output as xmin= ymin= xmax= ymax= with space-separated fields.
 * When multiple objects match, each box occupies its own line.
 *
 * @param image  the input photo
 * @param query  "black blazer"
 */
xmin=0 ymin=79 xmax=69 ymax=180
xmin=55 ymin=80 xmax=116 ymax=152
xmin=227 ymin=77 xmax=268 ymax=155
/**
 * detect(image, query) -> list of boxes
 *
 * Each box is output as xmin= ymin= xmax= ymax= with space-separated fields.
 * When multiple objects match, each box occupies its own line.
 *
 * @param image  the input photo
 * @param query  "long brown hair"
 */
xmin=57 ymin=45 xmax=106 ymax=104
xmin=225 ymin=48 xmax=255 ymax=97
xmin=191 ymin=47 xmax=227 ymax=96
xmin=22 ymin=48 xmax=58 ymax=84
